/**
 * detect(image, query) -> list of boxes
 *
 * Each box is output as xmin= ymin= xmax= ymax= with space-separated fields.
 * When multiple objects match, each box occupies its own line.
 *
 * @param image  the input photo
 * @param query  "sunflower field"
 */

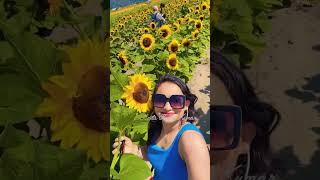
xmin=109 ymin=0 xmax=210 ymax=179
xmin=0 ymin=0 xmax=110 ymax=179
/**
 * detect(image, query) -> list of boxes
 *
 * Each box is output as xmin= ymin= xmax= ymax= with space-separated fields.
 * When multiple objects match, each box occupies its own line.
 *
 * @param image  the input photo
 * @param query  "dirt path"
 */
xmin=243 ymin=2 xmax=320 ymax=178
xmin=188 ymin=48 xmax=210 ymax=143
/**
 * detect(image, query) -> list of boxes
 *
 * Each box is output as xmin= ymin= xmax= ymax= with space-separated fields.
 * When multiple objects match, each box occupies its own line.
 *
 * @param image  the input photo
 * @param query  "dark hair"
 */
xmin=211 ymin=48 xmax=281 ymax=175
xmin=146 ymin=74 xmax=198 ymax=145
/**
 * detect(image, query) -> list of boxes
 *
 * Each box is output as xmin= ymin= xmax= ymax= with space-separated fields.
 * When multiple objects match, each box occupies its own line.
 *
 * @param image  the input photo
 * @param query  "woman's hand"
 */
xmin=112 ymin=136 xmax=139 ymax=156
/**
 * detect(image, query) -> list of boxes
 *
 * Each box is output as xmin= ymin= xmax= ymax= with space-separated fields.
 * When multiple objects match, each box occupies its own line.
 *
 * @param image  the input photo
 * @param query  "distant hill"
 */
xmin=110 ymin=0 xmax=148 ymax=9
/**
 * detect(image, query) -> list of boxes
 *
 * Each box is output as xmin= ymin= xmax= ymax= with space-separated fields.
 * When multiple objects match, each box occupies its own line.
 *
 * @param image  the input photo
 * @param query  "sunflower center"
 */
xmin=143 ymin=38 xmax=151 ymax=47
xmin=169 ymin=58 xmax=177 ymax=67
xmin=196 ymin=23 xmax=201 ymax=29
xmin=162 ymin=30 xmax=168 ymax=38
xmin=171 ymin=44 xmax=178 ymax=52
xmin=119 ymin=56 xmax=127 ymax=65
xmin=200 ymin=17 xmax=204 ymax=21
xmin=203 ymin=6 xmax=206 ymax=10
xmin=184 ymin=41 xmax=191 ymax=47
xmin=72 ymin=66 xmax=109 ymax=132
xmin=152 ymin=24 xmax=155 ymax=28
xmin=133 ymin=83 xmax=149 ymax=103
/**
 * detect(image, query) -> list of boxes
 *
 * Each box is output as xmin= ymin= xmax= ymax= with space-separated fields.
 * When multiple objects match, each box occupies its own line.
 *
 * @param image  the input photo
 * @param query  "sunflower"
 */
xmin=166 ymin=54 xmax=179 ymax=70
xmin=173 ymin=23 xmax=180 ymax=33
xmin=195 ymin=5 xmax=200 ymax=11
xmin=185 ymin=17 xmax=190 ymax=23
xmin=122 ymin=74 xmax=153 ymax=113
xmin=158 ymin=25 xmax=172 ymax=39
xmin=177 ymin=18 xmax=184 ymax=25
xmin=194 ymin=10 xmax=200 ymax=15
xmin=143 ymin=28 xmax=150 ymax=34
xmin=199 ymin=15 xmax=205 ymax=21
xmin=117 ymin=51 xmax=129 ymax=66
xmin=168 ymin=39 xmax=180 ymax=53
xmin=139 ymin=34 xmax=155 ymax=51
xmin=181 ymin=38 xmax=191 ymax=48
xmin=149 ymin=22 xmax=156 ymax=29
xmin=195 ymin=20 xmax=203 ymax=30
xmin=118 ymin=23 xmax=125 ymax=29
xmin=192 ymin=29 xmax=200 ymax=39
xmin=188 ymin=7 xmax=193 ymax=13
xmin=48 ymin=0 xmax=63 ymax=15
xmin=201 ymin=2 xmax=209 ymax=11
xmin=36 ymin=39 xmax=109 ymax=163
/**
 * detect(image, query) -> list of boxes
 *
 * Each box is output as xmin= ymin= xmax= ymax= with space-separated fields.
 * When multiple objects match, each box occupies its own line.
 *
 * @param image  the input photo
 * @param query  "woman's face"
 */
xmin=211 ymin=75 xmax=256 ymax=180
xmin=154 ymin=81 xmax=189 ymax=124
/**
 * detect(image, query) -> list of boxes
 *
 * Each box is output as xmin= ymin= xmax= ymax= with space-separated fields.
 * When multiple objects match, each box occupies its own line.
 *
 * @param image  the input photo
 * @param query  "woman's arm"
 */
xmin=179 ymin=131 xmax=210 ymax=180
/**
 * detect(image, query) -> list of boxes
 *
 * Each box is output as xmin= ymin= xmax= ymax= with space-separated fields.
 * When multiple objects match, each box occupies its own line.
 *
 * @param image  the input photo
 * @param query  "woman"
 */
xmin=211 ymin=49 xmax=281 ymax=180
xmin=112 ymin=74 xmax=210 ymax=180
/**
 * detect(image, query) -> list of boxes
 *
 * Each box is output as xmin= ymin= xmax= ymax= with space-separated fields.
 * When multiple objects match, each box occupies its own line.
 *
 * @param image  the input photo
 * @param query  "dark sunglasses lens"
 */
xmin=153 ymin=94 xmax=166 ymax=108
xmin=211 ymin=111 xmax=235 ymax=149
xmin=170 ymin=95 xmax=185 ymax=109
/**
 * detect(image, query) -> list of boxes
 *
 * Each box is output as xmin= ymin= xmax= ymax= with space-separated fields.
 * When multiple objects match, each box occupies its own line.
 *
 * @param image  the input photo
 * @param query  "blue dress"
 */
xmin=147 ymin=123 xmax=204 ymax=180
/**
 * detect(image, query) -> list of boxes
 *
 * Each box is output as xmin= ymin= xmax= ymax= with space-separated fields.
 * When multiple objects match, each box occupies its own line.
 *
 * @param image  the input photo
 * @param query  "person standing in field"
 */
xmin=151 ymin=5 xmax=166 ymax=27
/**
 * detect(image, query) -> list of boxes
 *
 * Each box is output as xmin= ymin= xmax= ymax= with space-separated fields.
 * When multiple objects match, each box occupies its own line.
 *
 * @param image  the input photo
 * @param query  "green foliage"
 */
xmin=212 ymin=0 xmax=282 ymax=67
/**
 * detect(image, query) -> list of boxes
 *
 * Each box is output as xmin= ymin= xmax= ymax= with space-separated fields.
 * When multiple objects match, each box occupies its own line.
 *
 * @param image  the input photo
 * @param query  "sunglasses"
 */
xmin=211 ymin=105 xmax=241 ymax=150
xmin=153 ymin=94 xmax=186 ymax=109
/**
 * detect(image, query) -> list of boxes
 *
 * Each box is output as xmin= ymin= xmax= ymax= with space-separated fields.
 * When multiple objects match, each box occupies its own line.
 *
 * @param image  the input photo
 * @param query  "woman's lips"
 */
xmin=160 ymin=112 xmax=175 ymax=117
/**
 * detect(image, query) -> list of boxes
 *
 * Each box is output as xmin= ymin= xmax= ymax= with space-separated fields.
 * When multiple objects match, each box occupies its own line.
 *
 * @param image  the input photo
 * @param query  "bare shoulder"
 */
xmin=179 ymin=130 xmax=208 ymax=160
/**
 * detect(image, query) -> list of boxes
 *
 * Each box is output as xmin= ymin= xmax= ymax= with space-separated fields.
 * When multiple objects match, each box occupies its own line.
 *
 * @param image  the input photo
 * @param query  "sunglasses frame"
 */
xmin=152 ymin=94 xmax=186 ymax=109
xmin=211 ymin=105 xmax=242 ymax=151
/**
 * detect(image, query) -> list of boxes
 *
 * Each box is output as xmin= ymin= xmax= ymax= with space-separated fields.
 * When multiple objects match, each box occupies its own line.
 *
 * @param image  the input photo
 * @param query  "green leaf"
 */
xmin=110 ymin=104 xmax=137 ymax=133
xmin=237 ymin=33 xmax=265 ymax=54
xmin=142 ymin=64 xmax=155 ymax=73
xmin=0 ymin=10 xmax=32 ymax=36
xmin=119 ymin=154 xmax=151 ymax=180
xmin=79 ymin=162 xmax=108 ymax=180
xmin=110 ymin=84 xmax=123 ymax=102
xmin=0 ymin=127 xmax=86 ymax=180
xmin=188 ymin=49 xmax=194 ymax=53
xmin=254 ymin=12 xmax=270 ymax=32
xmin=0 ymin=73 xmax=43 ymax=126
xmin=0 ymin=124 xmax=31 ymax=148
xmin=7 ymin=32 xmax=59 ymax=82
xmin=0 ymin=41 xmax=15 ymax=61
xmin=111 ymin=68 xmax=129 ymax=88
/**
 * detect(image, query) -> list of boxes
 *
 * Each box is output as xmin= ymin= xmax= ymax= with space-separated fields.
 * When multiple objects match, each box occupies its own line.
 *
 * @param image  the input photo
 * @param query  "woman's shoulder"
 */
xmin=178 ymin=123 xmax=204 ymax=144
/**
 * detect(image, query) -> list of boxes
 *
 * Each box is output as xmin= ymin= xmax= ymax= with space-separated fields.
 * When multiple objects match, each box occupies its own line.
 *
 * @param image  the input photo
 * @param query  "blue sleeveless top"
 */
xmin=147 ymin=123 xmax=203 ymax=180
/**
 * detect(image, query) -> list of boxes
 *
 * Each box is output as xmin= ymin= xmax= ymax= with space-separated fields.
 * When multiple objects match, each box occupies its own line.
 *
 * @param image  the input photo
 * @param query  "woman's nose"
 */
xmin=163 ymin=101 xmax=172 ymax=110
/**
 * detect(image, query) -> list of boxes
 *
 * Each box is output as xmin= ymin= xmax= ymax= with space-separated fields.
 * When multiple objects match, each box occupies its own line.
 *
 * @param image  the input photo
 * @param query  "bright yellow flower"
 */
xmin=166 ymin=54 xmax=179 ymax=70
xmin=139 ymin=34 xmax=155 ymax=51
xmin=150 ymin=22 xmax=156 ymax=29
xmin=122 ymin=74 xmax=153 ymax=113
xmin=192 ymin=29 xmax=200 ymax=39
xmin=181 ymin=38 xmax=191 ymax=47
xmin=36 ymin=39 xmax=109 ymax=163
xmin=195 ymin=20 xmax=203 ymax=30
xmin=158 ymin=25 xmax=172 ymax=39
xmin=117 ymin=51 xmax=129 ymax=66
xmin=168 ymin=39 xmax=180 ymax=53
